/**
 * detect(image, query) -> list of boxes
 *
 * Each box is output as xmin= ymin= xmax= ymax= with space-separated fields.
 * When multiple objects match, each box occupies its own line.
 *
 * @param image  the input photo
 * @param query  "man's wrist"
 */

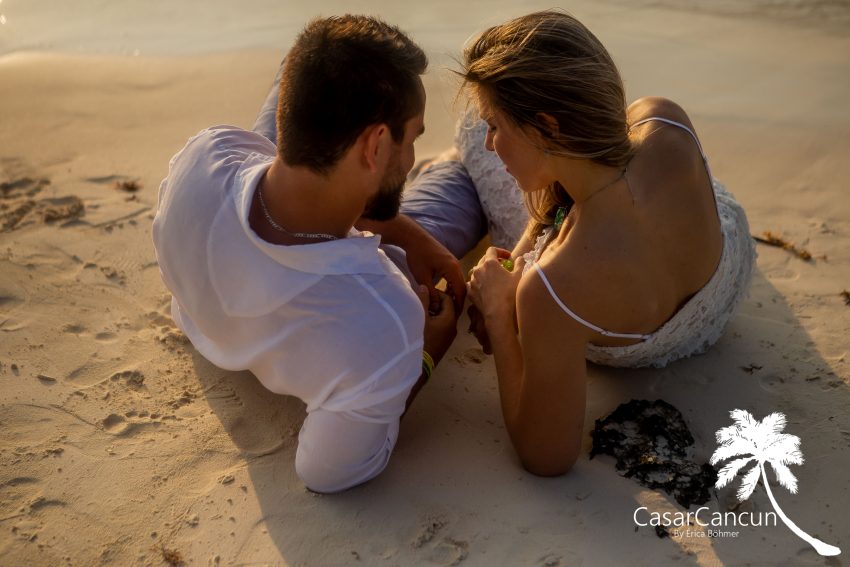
xmin=421 ymin=350 xmax=435 ymax=380
xmin=355 ymin=214 xmax=415 ymax=248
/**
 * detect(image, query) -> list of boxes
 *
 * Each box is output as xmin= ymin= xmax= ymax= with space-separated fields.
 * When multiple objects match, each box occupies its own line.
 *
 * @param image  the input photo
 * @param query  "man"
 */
xmin=152 ymin=15 xmax=459 ymax=493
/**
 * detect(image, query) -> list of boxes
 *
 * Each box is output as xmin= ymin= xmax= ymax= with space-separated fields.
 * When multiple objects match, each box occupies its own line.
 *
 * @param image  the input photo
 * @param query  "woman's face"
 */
xmin=479 ymin=96 xmax=552 ymax=193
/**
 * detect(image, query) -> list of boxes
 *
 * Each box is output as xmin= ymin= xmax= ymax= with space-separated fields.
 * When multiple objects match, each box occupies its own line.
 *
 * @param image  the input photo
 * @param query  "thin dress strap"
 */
xmin=532 ymin=263 xmax=652 ymax=340
xmin=630 ymin=116 xmax=713 ymax=180
xmin=528 ymin=115 xmax=714 ymax=342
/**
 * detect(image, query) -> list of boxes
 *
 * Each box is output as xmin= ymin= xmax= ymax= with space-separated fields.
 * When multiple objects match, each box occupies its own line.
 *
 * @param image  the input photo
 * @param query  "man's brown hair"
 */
xmin=277 ymin=15 xmax=427 ymax=174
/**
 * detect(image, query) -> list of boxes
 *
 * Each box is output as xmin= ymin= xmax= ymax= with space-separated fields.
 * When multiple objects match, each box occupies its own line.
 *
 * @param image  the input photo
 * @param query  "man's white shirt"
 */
xmin=152 ymin=126 xmax=424 ymax=492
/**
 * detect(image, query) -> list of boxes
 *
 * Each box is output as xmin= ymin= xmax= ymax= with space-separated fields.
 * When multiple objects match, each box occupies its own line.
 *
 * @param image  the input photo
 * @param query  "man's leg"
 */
xmin=399 ymin=108 xmax=530 ymax=259
xmin=399 ymin=159 xmax=487 ymax=259
xmin=295 ymin=409 xmax=400 ymax=493
xmin=251 ymin=57 xmax=286 ymax=144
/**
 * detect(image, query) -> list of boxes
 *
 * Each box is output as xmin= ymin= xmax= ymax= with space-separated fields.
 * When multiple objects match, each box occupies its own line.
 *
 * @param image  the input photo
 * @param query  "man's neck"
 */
xmin=253 ymin=157 xmax=365 ymax=243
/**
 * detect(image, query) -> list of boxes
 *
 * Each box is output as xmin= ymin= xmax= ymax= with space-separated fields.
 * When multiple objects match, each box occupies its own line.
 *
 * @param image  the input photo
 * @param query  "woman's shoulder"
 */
xmin=627 ymin=96 xmax=695 ymax=131
xmin=626 ymin=97 xmax=707 ymax=180
xmin=518 ymin=236 xmax=660 ymax=345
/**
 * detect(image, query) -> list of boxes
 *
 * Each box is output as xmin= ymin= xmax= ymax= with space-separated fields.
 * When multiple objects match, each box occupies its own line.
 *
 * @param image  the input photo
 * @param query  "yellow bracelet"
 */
xmin=422 ymin=350 xmax=435 ymax=380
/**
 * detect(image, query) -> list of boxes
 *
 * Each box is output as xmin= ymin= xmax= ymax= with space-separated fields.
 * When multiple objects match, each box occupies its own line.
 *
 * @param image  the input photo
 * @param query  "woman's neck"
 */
xmin=555 ymin=159 xmax=626 ymax=207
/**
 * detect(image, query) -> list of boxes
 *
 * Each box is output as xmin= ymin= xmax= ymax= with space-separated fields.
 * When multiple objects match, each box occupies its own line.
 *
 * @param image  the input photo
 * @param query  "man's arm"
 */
xmin=296 ymin=289 xmax=458 ymax=493
xmin=402 ymin=288 xmax=457 ymax=416
xmin=356 ymin=214 xmax=466 ymax=311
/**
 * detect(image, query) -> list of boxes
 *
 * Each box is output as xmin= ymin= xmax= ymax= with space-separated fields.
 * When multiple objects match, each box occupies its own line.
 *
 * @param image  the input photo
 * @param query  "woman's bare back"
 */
xmin=536 ymin=97 xmax=723 ymax=347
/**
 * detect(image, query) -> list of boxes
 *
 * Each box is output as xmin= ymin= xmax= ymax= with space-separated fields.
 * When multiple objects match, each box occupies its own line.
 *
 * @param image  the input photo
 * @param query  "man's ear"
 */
xmin=361 ymin=123 xmax=392 ymax=173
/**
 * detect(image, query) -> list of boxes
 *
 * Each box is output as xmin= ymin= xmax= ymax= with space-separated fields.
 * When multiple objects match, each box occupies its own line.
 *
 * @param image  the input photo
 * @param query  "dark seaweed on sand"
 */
xmin=114 ymin=179 xmax=141 ymax=192
xmin=752 ymin=231 xmax=813 ymax=261
xmin=590 ymin=399 xmax=717 ymax=509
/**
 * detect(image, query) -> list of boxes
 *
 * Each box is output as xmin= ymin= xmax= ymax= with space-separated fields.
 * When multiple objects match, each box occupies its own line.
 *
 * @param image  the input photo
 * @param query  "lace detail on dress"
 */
xmin=522 ymin=226 xmax=554 ymax=271
xmin=455 ymin=110 xmax=528 ymax=250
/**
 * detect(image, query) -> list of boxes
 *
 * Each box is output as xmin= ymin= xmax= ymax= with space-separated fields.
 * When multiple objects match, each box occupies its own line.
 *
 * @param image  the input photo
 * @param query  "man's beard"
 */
xmin=361 ymin=166 xmax=407 ymax=221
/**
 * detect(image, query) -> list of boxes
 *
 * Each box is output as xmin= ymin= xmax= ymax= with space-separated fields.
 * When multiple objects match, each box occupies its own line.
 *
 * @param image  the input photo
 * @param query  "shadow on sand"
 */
xmin=192 ymin=266 xmax=848 ymax=565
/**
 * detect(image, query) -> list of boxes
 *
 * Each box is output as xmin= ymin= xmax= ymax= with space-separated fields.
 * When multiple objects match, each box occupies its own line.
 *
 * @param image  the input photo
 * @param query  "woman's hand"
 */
xmin=467 ymin=247 xmax=526 ymax=327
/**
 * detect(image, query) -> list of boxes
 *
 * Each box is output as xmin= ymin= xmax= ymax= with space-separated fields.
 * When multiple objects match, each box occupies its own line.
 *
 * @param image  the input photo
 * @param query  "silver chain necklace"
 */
xmin=256 ymin=185 xmax=339 ymax=241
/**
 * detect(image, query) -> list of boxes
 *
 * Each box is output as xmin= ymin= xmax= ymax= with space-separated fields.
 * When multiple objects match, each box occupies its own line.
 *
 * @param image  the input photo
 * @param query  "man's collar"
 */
xmin=233 ymin=152 xmax=389 ymax=276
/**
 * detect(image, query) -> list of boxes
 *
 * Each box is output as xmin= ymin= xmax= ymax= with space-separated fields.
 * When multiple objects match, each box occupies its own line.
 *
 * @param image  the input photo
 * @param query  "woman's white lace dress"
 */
xmin=456 ymin=112 xmax=756 ymax=368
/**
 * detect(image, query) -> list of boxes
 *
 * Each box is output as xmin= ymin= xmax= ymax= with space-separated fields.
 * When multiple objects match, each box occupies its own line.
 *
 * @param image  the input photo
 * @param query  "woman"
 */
xmin=451 ymin=11 xmax=756 ymax=475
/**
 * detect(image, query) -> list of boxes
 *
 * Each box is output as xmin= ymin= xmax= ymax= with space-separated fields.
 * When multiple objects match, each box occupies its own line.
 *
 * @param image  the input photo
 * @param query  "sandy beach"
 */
xmin=1 ymin=1 xmax=849 ymax=565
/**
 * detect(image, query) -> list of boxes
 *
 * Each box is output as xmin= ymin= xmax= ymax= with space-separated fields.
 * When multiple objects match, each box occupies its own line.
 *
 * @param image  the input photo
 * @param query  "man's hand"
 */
xmin=403 ymin=285 xmax=459 ymax=417
xmin=415 ymin=285 xmax=458 ymax=365
xmin=357 ymin=214 xmax=466 ymax=312
xmin=403 ymin=225 xmax=466 ymax=314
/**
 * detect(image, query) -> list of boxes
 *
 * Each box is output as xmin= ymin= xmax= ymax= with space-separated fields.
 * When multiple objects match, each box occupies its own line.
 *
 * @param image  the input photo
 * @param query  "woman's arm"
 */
xmin=468 ymin=248 xmax=591 ymax=475
xmin=510 ymin=231 xmax=534 ymax=260
xmin=505 ymin=273 xmax=590 ymax=475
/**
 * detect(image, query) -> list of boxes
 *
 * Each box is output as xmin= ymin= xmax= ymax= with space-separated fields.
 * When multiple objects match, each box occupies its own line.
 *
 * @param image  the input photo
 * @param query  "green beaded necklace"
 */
xmin=553 ymin=206 xmax=568 ymax=232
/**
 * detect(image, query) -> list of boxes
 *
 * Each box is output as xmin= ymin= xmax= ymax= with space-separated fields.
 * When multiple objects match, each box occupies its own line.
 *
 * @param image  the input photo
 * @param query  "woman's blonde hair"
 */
xmin=460 ymin=10 xmax=634 ymax=239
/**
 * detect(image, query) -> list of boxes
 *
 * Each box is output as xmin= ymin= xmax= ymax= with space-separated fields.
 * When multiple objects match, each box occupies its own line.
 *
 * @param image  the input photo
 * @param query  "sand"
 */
xmin=1 ymin=3 xmax=849 ymax=566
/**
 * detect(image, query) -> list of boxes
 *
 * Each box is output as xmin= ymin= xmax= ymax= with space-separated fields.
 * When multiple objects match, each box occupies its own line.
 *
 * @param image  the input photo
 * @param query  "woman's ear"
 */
xmin=535 ymin=113 xmax=560 ymax=139
xmin=361 ymin=124 xmax=391 ymax=173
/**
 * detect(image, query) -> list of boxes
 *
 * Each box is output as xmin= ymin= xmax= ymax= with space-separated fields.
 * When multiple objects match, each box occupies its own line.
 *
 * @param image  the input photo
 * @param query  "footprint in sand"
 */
xmin=0 ymin=293 xmax=24 ymax=309
xmin=411 ymin=515 xmax=447 ymax=549
xmin=41 ymin=196 xmax=85 ymax=225
xmin=454 ymin=348 xmax=487 ymax=366
xmin=0 ymin=317 xmax=27 ymax=333
xmin=757 ymin=373 xmax=787 ymax=393
xmin=538 ymin=553 xmax=563 ymax=566
xmin=1 ymin=264 xmax=30 ymax=326
xmin=110 ymin=369 xmax=146 ymax=390
xmin=84 ymin=174 xmax=140 ymax=192
xmin=27 ymin=495 xmax=67 ymax=512
xmin=1 ymin=162 xmax=85 ymax=231
xmin=146 ymin=310 xmax=174 ymax=328
xmin=61 ymin=323 xmax=87 ymax=334
xmin=1 ymin=478 xmax=65 ymax=545
xmin=95 ymin=331 xmax=118 ymax=342
xmin=99 ymin=265 xmax=127 ymax=285
xmin=427 ymin=538 xmax=469 ymax=566
xmin=411 ymin=515 xmax=469 ymax=565
xmin=767 ymin=267 xmax=800 ymax=282
xmin=101 ymin=412 xmax=162 ymax=437
xmin=144 ymin=300 xmax=190 ymax=349
xmin=102 ymin=413 xmax=127 ymax=432
xmin=0 ymin=476 xmax=41 ymax=508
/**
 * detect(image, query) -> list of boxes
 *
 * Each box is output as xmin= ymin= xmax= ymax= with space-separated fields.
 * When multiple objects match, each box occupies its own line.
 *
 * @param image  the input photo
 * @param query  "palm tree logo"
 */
xmin=711 ymin=409 xmax=841 ymax=556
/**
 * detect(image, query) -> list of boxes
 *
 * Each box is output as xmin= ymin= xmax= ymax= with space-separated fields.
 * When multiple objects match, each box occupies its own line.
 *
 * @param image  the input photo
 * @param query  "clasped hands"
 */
xmin=467 ymin=247 xmax=525 ymax=354
xmin=387 ymin=215 xmax=522 ymax=356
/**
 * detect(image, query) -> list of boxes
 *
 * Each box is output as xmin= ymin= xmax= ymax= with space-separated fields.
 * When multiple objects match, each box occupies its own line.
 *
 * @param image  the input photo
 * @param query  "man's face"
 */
xmin=361 ymin=106 xmax=426 ymax=221
xmin=361 ymin=150 xmax=409 ymax=221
